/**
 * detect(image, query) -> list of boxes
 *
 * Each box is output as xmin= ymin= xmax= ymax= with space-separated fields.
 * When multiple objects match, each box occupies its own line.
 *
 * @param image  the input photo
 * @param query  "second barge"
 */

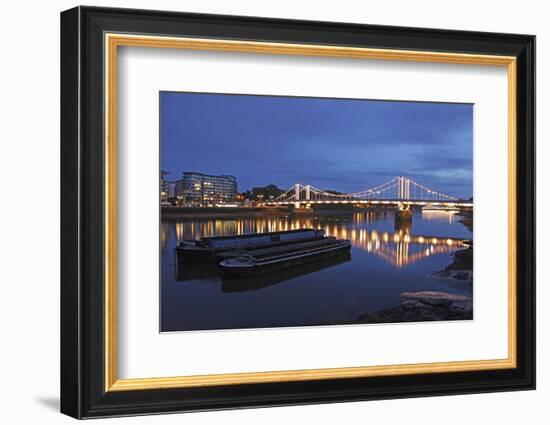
xmin=219 ymin=237 xmax=351 ymax=277
xmin=176 ymin=228 xmax=325 ymax=263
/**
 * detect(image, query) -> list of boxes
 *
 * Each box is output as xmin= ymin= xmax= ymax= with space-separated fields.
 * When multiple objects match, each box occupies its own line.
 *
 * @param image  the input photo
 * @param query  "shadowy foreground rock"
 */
xmin=431 ymin=247 xmax=473 ymax=285
xmin=357 ymin=291 xmax=473 ymax=323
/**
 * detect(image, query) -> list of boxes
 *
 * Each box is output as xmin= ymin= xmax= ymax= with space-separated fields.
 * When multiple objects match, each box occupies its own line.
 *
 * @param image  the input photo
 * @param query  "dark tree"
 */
xmin=242 ymin=184 xmax=285 ymax=200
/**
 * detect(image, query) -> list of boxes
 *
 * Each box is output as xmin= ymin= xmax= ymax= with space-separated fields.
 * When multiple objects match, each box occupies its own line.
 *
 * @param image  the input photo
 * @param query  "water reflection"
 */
xmin=221 ymin=253 xmax=351 ymax=292
xmin=176 ymin=263 xmax=222 ymax=281
xmin=163 ymin=210 xmax=467 ymax=269
xmin=161 ymin=209 xmax=473 ymax=331
xmin=323 ymin=224 xmax=465 ymax=268
xmin=421 ymin=209 xmax=459 ymax=223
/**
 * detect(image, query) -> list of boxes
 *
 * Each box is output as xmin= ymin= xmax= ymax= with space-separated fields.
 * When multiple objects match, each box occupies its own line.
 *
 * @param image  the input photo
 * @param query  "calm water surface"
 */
xmin=161 ymin=209 xmax=472 ymax=331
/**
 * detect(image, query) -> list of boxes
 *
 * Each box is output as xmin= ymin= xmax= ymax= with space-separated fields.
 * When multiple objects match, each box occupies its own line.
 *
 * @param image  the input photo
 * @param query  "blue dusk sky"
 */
xmin=160 ymin=92 xmax=473 ymax=198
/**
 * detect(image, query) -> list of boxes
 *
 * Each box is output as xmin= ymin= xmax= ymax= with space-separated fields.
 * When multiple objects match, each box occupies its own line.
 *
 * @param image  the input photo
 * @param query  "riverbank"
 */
xmin=161 ymin=205 xmax=365 ymax=219
xmin=456 ymin=209 xmax=473 ymax=232
xmin=318 ymin=291 xmax=473 ymax=325
xmin=431 ymin=247 xmax=473 ymax=285
xmin=356 ymin=291 xmax=473 ymax=323
xmin=161 ymin=206 xmax=289 ymax=219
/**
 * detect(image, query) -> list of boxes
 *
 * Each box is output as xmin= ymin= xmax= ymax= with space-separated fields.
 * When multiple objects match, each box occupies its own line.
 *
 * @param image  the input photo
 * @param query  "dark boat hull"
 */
xmin=220 ymin=241 xmax=351 ymax=277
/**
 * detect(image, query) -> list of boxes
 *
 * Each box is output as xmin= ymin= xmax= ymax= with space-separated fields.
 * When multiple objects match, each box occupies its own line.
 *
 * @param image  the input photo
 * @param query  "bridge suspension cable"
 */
xmin=273 ymin=176 xmax=460 ymax=203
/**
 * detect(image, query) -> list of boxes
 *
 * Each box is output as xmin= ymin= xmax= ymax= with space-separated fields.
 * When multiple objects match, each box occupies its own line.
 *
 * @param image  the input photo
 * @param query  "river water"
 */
xmin=161 ymin=209 xmax=472 ymax=332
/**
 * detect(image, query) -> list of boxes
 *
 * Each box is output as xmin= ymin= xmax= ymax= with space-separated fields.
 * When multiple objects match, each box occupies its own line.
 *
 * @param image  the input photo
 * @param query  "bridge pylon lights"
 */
xmin=305 ymin=184 xmax=311 ymax=201
xmin=294 ymin=183 xmax=301 ymax=201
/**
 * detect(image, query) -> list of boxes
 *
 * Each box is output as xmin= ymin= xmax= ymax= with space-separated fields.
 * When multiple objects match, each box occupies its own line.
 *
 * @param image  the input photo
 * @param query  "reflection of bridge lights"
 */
xmin=160 ymin=224 xmax=168 ymax=251
xmin=323 ymin=225 xmax=465 ymax=267
xmin=421 ymin=210 xmax=458 ymax=224
xmin=175 ymin=222 xmax=184 ymax=241
xmin=170 ymin=215 xmax=467 ymax=269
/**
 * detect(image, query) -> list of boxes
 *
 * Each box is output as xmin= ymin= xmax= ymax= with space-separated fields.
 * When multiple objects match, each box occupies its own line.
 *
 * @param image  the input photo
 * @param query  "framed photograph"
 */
xmin=60 ymin=6 xmax=535 ymax=419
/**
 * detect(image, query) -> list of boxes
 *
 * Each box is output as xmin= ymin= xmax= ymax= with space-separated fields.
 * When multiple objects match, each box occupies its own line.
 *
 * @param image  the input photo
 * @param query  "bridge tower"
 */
xmin=397 ymin=176 xmax=411 ymax=200
xmin=294 ymin=183 xmax=301 ymax=201
xmin=305 ymin=184 xmax=311 ymax=201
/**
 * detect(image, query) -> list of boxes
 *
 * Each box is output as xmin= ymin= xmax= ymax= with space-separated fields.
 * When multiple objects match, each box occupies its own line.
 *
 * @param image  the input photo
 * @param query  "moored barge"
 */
xmin=219 ymin=237 xmax=351 ymax=277
xmin=176 ymin=228 xmax=325 ymax=263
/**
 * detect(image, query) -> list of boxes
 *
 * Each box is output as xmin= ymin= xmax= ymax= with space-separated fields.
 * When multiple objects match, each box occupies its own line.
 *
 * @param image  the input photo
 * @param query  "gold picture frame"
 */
xmin=104 ymin=33 xmax=517 ymax=392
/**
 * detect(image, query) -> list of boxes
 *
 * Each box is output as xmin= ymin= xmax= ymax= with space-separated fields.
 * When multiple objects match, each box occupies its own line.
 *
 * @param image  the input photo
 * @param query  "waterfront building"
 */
xmin=175 ymin=172 xmax=237 ymax=206
xmin=166 ymin=182 xmax=176 ymax=199
xmin=160 ymin=172 xmax=170 ymax=202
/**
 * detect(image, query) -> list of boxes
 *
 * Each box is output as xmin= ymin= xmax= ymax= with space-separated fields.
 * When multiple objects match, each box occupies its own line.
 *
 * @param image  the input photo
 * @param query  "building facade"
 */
xmin=160 ymin=171 xmax=170 ymax=202
xmin=176 ymin=172 xmax=237 ymax=206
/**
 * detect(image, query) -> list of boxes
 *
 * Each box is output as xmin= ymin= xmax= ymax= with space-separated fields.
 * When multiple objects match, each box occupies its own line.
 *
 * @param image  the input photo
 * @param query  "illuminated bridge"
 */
xmin=264 ymin=176 xmax=473 ymax=208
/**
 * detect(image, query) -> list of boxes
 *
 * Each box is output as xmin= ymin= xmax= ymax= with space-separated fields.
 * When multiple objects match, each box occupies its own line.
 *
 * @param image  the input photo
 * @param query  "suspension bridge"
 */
xmin=263 ymin=176 xmax=473 ymax=209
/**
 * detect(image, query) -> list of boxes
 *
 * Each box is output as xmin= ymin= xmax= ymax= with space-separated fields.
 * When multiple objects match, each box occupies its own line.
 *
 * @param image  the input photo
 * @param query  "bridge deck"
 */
xmin=266 ymin=199 xmax=473 ymax=207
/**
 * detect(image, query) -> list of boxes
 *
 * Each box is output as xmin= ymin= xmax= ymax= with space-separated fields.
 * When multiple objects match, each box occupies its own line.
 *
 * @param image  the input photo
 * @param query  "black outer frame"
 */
xmin=60 ymin=6 xmax=535 ymax=419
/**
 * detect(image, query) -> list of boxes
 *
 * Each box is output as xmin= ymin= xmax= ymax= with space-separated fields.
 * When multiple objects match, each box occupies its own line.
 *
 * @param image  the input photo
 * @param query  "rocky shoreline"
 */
xmin=431 ymin=247 xmax=473 ymax=285
xmin=356 ymin=291 xmax=473 ymax=323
